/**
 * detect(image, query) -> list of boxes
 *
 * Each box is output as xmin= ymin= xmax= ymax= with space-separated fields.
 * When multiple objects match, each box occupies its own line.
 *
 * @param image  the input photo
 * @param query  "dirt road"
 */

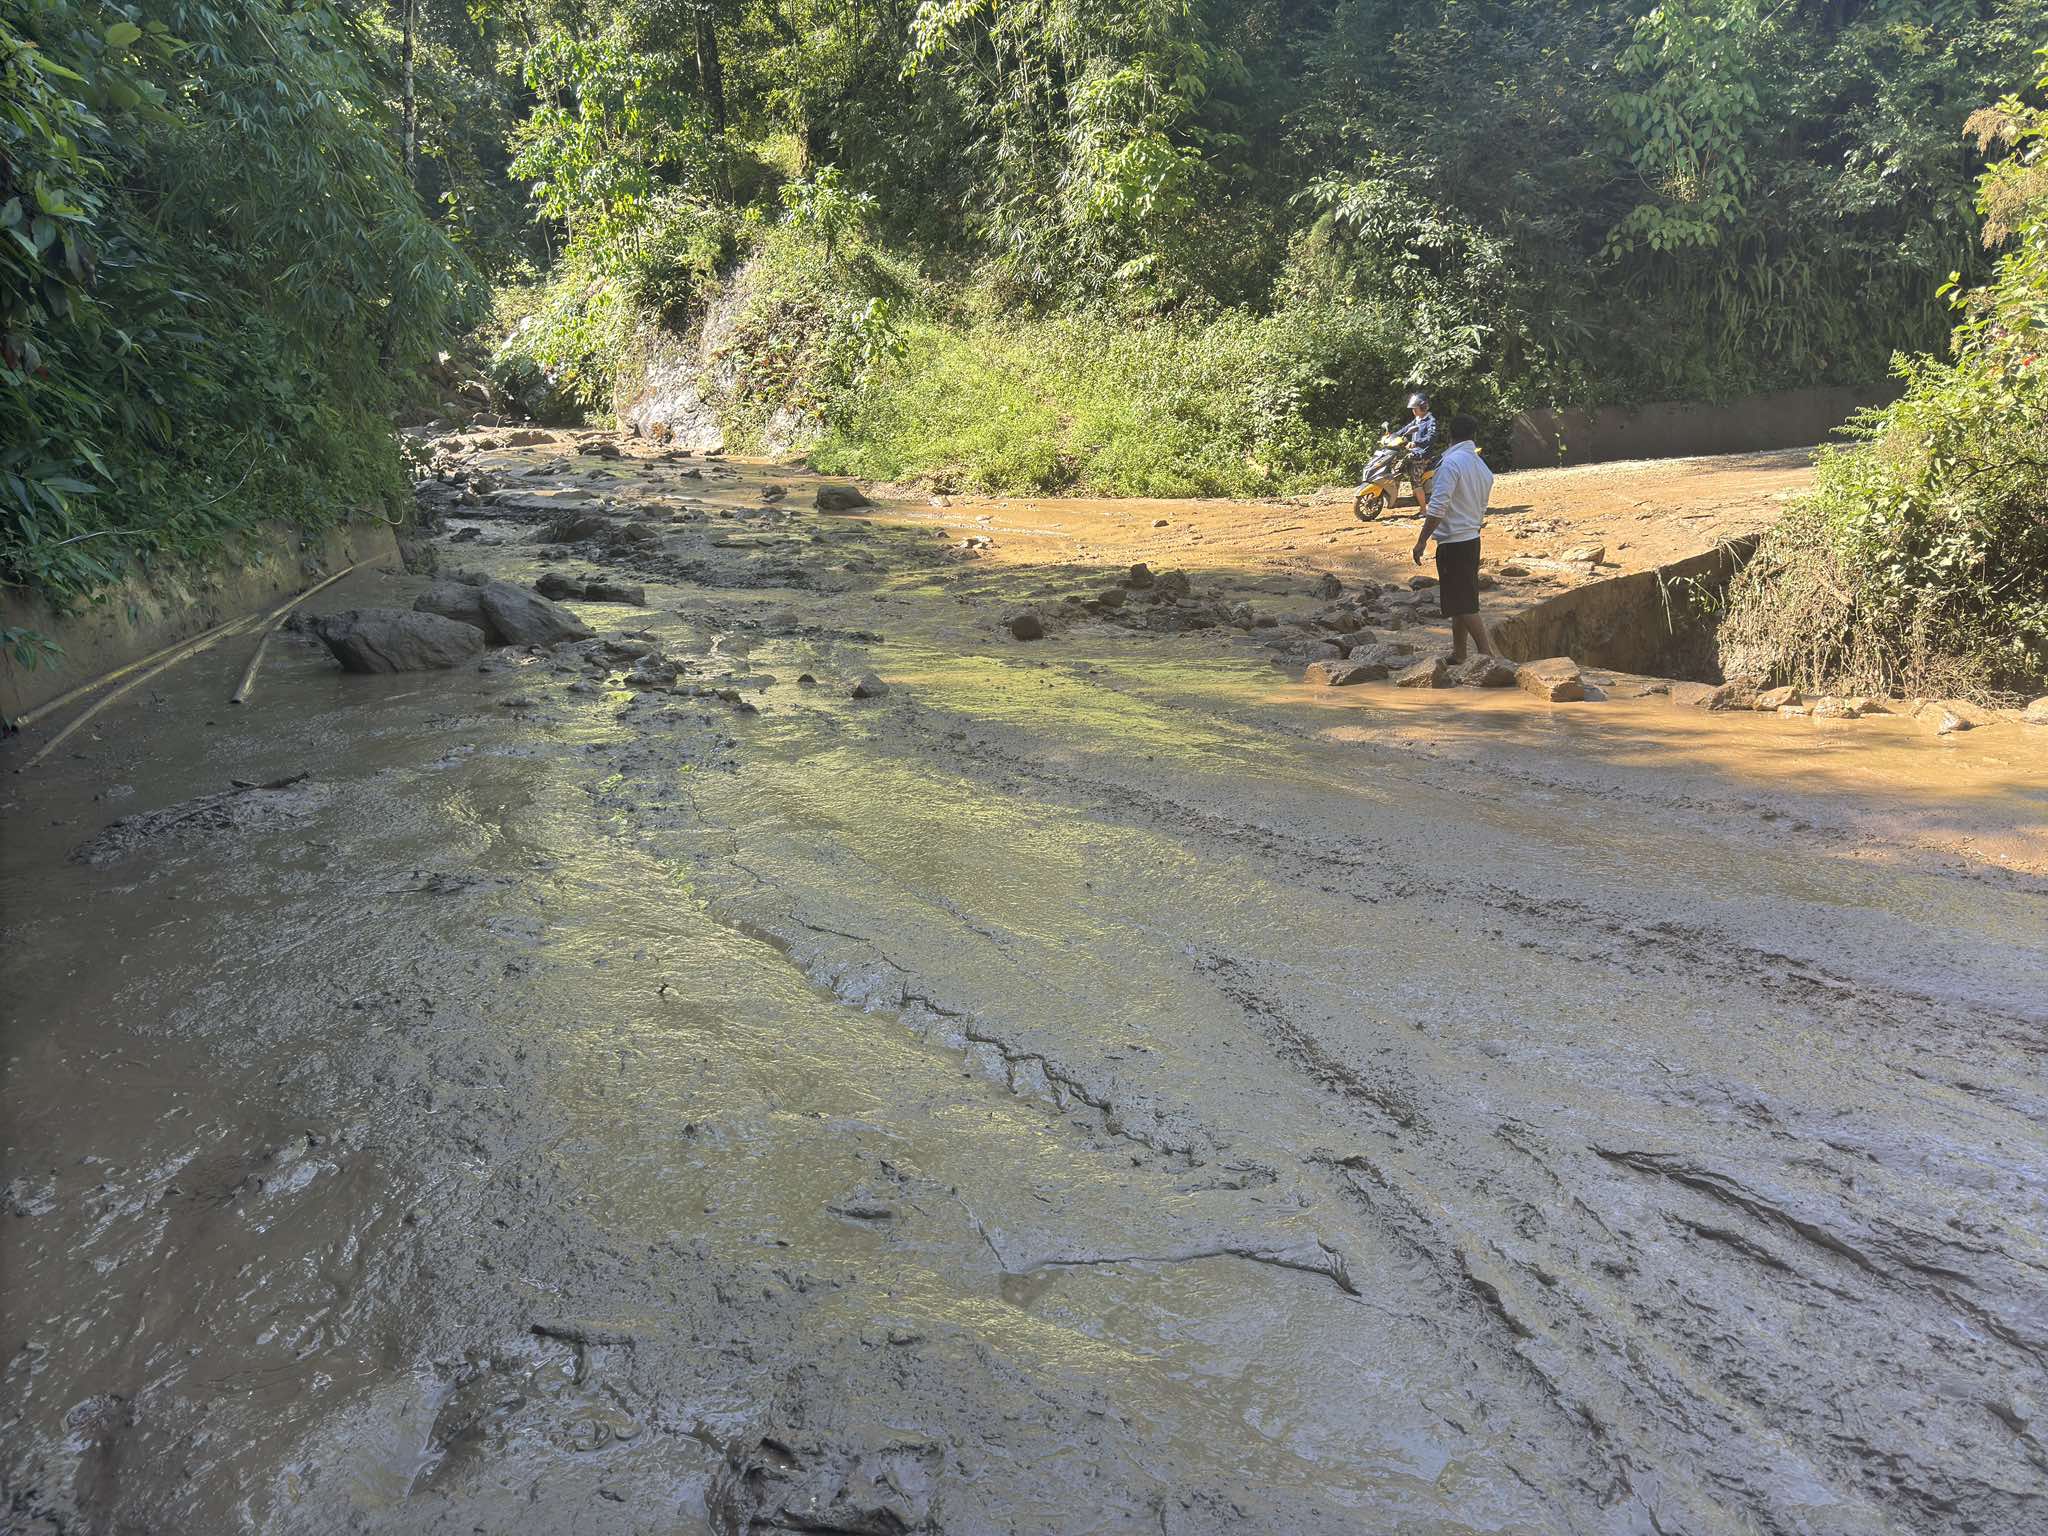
xmin=4 ymin=439 xmax=2043 ymax=1535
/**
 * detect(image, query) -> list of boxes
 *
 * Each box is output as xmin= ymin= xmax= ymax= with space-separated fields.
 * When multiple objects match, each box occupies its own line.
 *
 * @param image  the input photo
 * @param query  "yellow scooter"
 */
xmin=1353 ymin=422 xmax=1434 ymax=520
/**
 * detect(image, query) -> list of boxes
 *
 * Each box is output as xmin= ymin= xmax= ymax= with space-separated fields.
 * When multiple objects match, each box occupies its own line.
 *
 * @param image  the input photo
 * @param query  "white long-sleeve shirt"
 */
xmin=1425 ymin=440 xmax=1492 ymax=543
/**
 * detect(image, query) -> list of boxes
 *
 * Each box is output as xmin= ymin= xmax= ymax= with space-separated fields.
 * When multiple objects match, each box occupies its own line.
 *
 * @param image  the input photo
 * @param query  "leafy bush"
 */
xmin=2 ymin=0 xmax=473 ymax=608
xmin=1719 ymin=55 xmax=2048 ymax=702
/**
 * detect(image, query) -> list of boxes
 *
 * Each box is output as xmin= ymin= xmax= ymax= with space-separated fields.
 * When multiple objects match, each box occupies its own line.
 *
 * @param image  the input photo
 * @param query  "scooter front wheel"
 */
xmin=1354 ymin=489 xmax=1386 ymax=522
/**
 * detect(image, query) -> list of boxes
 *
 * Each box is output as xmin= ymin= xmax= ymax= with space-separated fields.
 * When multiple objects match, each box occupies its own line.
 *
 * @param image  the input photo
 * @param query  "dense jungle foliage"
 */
xmin=1 ymin=0 xmax=2044 ymax=693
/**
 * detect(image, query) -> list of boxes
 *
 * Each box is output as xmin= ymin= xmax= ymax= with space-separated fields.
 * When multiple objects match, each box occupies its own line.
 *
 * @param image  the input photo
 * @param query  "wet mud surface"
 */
xmin=4 ymin=434 xmax=2045 ymax=1534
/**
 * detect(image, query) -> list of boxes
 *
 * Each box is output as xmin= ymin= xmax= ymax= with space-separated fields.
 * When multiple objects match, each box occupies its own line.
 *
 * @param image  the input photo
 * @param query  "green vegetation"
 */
xmin=4 ymin=0 xmax=2045 ymax=699
xmin=1722 ymin=50 xmax=2048 ymax=702
xmin=2 ymin=0 xmax=475 ymax=614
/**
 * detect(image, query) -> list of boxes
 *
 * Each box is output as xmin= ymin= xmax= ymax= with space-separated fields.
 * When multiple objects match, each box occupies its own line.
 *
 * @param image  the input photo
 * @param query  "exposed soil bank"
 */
xmin=1508 ymin=384 xmax=1895 ymax=466
xmin=3 ymin=435 xmax=2043 ymax=1536
xmin=0 ymin=522 xmax=403 ymax=722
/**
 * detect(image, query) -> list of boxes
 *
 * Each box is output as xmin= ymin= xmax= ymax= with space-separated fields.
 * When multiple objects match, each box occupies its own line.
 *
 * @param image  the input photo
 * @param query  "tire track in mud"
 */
xmin=628 ymin=682 xmax=2048 ymax=1536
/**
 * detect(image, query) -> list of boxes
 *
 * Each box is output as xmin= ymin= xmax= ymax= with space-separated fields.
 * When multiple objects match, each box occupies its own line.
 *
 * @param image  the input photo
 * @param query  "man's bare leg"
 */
xmin=1448 ymin=614 xmax=1492 ymax=664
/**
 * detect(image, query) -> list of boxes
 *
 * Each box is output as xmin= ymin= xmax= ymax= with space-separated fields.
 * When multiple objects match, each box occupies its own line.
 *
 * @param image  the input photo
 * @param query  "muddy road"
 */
xmin=4 ymin=437 xmax=2045 ymax=1535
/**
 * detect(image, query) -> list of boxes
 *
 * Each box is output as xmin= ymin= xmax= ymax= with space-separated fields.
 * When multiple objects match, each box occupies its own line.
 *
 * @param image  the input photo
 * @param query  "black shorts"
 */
xmin=1435 ymin=536 xmax=1481 ymax=617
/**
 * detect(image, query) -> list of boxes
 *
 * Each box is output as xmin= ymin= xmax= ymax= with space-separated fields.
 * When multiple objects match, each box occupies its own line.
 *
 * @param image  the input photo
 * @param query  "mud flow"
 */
xmin=4 ymin=436 xmax=2045 ymax=1535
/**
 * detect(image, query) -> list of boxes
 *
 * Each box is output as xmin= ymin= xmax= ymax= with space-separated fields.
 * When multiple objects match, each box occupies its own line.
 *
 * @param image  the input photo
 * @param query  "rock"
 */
xmin=1810 ymin=696 xmax=1861 ymax=719
xmin=1498 ymin=563 xmax=1529 ymax=577
xmin=797 ymin=673 xmax=817 ymax=687
xmin=1754 ymin=685 xmax=1801 ymax=711
xmin=1929 ymin=709 xmax=1971 ymax=736
xmin=1563 ymin=544 xmax=1606 ymax=564
xmin=1396 ymin=657 xmax=1452 ymax=689
xmin=1309 ymin=641 xmax=1346 ymax=661
xmin=1475 ymin=571 xmax=1497 ymax=591
xmin=448 ymin=526 xmax=482 ymax=544
xmin=478 ymin=581 xmax=595 ymax=647
xmin=1155 ymin=569 xmax=1192 ymax=598
xmin=2025 ymin=696 xmax=2048 ymax=725
xmin=850 ymin=673 xmax=889 ymax=699
xmin=1152 ymin=517 xmax=1169 ymax=527
xmin=501 ymin=428 xmax=554 ymax=447
xmin=413 ymin=582 xmax=492 ymax=632
xmin=534 ymin=571 xmax=583 ymax=599
xmin=1515 ymin=656 xmax=1587 ymax=702
xmin=582 ymin=581 xmax=646 ymax=606
xmin=1777 ymin=703 xmax=1812 ymax=718
xmin=1304 ymin=657 xmax=1387 ymax=686
xmin=1456 ymin=655 xmax=1519 ymax=687
xmin=1668 ymin=681 xmax=1734 ymax=709
xmin=312 ymin=609 xmax=486 ymax=673
xmin=1312 ymin=572 xmax=1343 ymax=600
xmin=1094 ymin=588 xmax=1126 ymax=609
xmin=1125 ymin=563 xmax=1155 ymax=590
xmin=1007 ymin=610 xmax=1046 ymax=641
xmin=815 ymin=483 xmax=873 ymax=511
xmin=1408 ymin=574 xmax=1438 ymax=590
xmin=540 ymin=511 xmax=607 ymax=544
xmin=761 ymin=484 xmax=788 ymax=503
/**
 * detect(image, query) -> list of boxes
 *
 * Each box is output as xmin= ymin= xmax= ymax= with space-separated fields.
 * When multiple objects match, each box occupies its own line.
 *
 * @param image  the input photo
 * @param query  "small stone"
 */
xmin=1515 ymin=657 xmax=1587 ymax=702
xmin=1312 ymin=572 xmax=1343 ymax=600
xmin=1124 ymin=563 xmax=1155 ymax=590
xmin=1156 ymin=569 xmax=1191 ymax=598
xmin=1777 ymin=703 xmax=1811 ymax=718
xmin=1498 ymin=563 xmax=1529 ymax=577
xmin=761 ymin=484 xmax=787 ymax=502
xmin=1475 ymin=571 xmax=1497 ymax=591
xmin=1094 ymin=588 xmax=1126 ymax=609
xmin=1007 ymin=610 xmax=1045 ymax=641
xmin=1754 ymin=685 xmax=1801 ymax=711
xmin=1563 ymin=544 xmax=1606 ymax=564
xmin=1408 ymin=574 xmax=1438 ymax=590
xmin=1810 ymin=696 xmax=1861 ymax=719
xmin=797 ymin=673 xmax=817 ymax=687
xmin=850 ymin=673 xmax=889 ymax=699
xmin=1931 ymin=709 xmax=1970 ymax=736
xmin=1396 ymin=657 xmax=1452 ymax=689
xmin=1152 ymin=518 xmax=1169 ymax=528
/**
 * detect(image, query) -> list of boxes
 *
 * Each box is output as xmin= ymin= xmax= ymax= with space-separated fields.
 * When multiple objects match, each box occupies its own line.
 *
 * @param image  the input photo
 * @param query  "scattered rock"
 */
xmin=478 ymin=581 xmax=595 ymax=647
xmin=2025 ymin=696 xmax=2048 ymax=725
xmin=1498 ymin=563 xmax=1529 ymax=577
xmin=1311 ymin=572 xmax=1343 ymax=600
xmin=1515 ymin=656 xmax=1587 ymax=702
xmin=1155 ymin=570 xmax=1192 ymax=598
xmin=313 ymin=609 xmax=486 ymax=673
xmin=1455 ymin=655 xmax=1519 ymax=688
xmin=1007 ymin=610 xmax=1046 ymax=641
xmin=815 ymin=484 xmax=873 ymax=512
xmin=534 ymin=571 xmax=583 ymax=600
xmin=761 ymin=484 xmax=787 ymax=503
xmin=1094 ymin=588 xmax=1126 ymax=609
xmin=1152 ymin=517 xmax=1169 ymax=527
xmin=1408 ymin=575 xmax=1438 ymax=590
xmin=1668 ymin=681 xmax=1734 ymax=709
xmin=501 ymin=428 xmax=554 ymax=447
xmin=1563 ymin=544 xmax=1607 ymax=564
xmin=582 ymin=580 xmax=646 ymax=606
xmin=1929 ymin=709 xmax=1971 ymax=736
xmin=1810 ymin=696 xmax=1861 ymax=719
xmin=1304 ymin=657 xmax=1387 ymax=686
xmin=849 ymin=673 xmax=889 ymax=699
xmin=1396 ymin=657 xmax=1452 ymax=689
xmin=1125 ymin=563 xmax=1155 ymax=590
xmin=797 ymin=673 xmax=817 ymax=687
xmin=540 ymin=511 xmax=608 ymax=544
xmin=1754 ymin=685 xmax=1801 ymax=711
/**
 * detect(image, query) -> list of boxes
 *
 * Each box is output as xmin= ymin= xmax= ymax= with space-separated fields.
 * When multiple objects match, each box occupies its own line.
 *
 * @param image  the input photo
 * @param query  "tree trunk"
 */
xmin=696 ymin=8 xmax=726 ymax=135
xmin=401 ymin=0 xmax=418 ymax=184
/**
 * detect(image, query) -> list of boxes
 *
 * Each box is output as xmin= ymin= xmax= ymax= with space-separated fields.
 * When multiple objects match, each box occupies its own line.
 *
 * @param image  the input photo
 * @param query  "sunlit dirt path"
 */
xmin=4 ymin=438 xmax=2043 ymax=1535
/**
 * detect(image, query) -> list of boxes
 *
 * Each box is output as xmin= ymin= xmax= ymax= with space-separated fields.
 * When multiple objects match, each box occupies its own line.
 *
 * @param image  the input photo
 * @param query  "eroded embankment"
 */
xmin=3 ymin=433 xmax=2043 ymax=1536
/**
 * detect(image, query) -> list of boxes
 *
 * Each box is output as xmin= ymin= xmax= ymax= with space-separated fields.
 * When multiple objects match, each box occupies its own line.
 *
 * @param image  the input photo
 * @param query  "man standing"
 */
xmin=1411 ymin=414 xmax=1494 ymax=663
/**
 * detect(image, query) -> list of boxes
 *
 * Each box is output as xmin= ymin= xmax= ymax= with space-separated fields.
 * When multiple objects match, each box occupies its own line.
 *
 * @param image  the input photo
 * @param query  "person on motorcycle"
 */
xmin=1393 ymin=392 xmax=1439 ymax=511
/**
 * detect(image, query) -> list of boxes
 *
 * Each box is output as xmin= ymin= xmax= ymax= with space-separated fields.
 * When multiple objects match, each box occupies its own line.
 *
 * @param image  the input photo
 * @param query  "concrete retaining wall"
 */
xmin=1508 ymin=386 xmax=1895 ymax=467
xmin=1 ymin=520 xmax=402 ymax=723
xmin=1493 ymin=538 xmax=1758 ymax=681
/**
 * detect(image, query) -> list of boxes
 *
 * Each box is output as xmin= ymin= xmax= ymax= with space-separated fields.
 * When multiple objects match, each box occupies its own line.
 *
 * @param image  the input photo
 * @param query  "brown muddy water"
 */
xmin=3 ymin=440 xmax=2046 ymax=1535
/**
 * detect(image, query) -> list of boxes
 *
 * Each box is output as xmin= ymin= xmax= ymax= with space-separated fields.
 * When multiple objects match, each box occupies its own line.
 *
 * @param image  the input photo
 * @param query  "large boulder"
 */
xmin=1007 ymin=610 xmax=1046 ymax=641
xmin=478 ymin=580 xmax=594 ymax=647
xmin=414 ymin=582 xmax=492 ymax=632
xmin=1515 ymin=656 xmax=1587 ymax=702
xmin=1455 ymin=655 xmax=1519 ymax=688
xmin=1396 ymin=657 xmax=1452 ymax=689
xmin=313 ymin=609 xmax=486 ymax=673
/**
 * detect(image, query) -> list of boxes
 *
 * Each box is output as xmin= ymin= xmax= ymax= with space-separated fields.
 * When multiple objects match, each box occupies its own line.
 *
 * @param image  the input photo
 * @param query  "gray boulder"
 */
xmin=414 ymin=582 xmax=492 ymax=632
xmin=313 ymin=609 xmax=486 ymax=673
xmin=478 ymin=580 xmax=594 ymax=647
